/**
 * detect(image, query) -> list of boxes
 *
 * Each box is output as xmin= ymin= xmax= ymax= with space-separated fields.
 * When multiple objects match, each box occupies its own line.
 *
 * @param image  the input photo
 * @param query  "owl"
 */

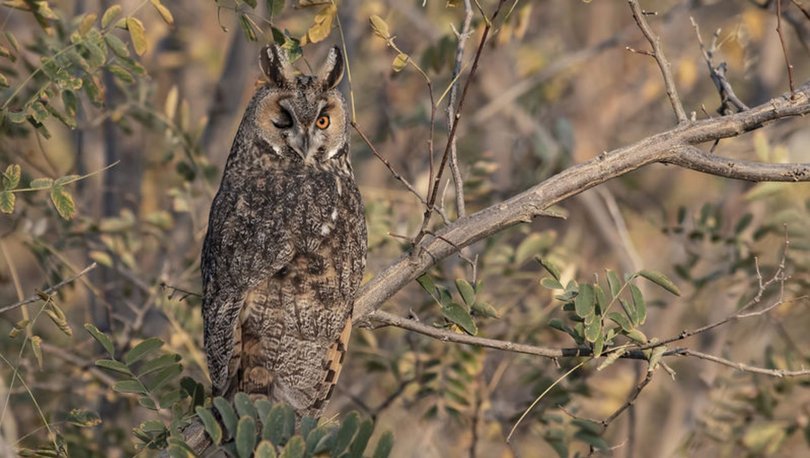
xmin=201 ymin=45 xmax=367 ymax=419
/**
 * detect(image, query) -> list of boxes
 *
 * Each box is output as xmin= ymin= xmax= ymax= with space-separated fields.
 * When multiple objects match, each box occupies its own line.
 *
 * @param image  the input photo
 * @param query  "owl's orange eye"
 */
xmin=316 ymin=115 xmax=330 ymax=129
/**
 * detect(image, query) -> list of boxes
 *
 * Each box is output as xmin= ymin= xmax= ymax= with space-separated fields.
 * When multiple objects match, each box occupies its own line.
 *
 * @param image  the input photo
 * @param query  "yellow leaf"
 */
xmin=392 ymin=52 xmax=409 ymax=72
xmin=150 ymin=0 xmax=174 ymax=25
xmin=101 ymin=5 xmax=122 ymax=28
xmin=31 ymin=335 xmax=43 ymax=369
xmin=304 ymin=4 xmax=337 ymax=45
xmin=369 ymin=15 xmax=390 ymax=40
xmin=78 ymin=13 xmax=97 ymax=35
xmin=126 ymin=17 xmax=147 ymax=56
xmin=165 ymin=85 xmax=178 ymax=121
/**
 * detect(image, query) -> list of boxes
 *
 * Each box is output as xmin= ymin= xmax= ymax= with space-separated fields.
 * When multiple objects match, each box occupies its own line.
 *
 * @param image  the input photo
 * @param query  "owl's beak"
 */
xmin=290 ymin=129 xmax=312 ymax=162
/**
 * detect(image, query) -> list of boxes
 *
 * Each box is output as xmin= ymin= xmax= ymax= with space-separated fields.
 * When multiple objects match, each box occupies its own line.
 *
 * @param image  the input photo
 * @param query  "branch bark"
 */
xmin=354 ymin=81 xmax=810 ymax=324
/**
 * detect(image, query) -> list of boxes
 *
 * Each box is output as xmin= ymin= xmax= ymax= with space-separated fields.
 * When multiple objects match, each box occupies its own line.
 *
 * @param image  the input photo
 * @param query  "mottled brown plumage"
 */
xmin=201 ymin=45 xmax=366 ymax=418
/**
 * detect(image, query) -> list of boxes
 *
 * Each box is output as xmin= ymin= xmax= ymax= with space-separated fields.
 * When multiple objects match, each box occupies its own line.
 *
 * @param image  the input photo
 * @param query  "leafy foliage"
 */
xmin=196 ymin=395 xmax=392 ymax=458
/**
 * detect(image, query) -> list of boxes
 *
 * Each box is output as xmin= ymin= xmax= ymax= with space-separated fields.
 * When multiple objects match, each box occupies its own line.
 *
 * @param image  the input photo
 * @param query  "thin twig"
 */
xmin=627 ymin=0 xmax=688 ymax=123
xmin=776 ymin=0 xmax=797 ymax=95
xmin=669 ymin=348 xmax=810 ymax=377
xmin=690 ymin=17 xmax=749 ymax=114
xmin=792 ymin=0 xmax=810 ymax=21
xmin=351 ymin=121 xmax=449 ymax=224
xmin=355 ymin=82 xmax=810 ymax=322
xmin=414 ymin=0 xmax=509 ymax=245
xmin=0 ymin=263 xmax=98 ymax=315
xmin=447 ymin=0 xmax=473 ymax=218
xmin=631 ymin=233 xmax=792 ymax=352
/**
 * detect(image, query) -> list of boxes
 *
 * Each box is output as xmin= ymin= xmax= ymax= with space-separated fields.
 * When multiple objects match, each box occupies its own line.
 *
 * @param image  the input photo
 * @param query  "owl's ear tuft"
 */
xmin=318 ymin=46 xmax=345 ymax=90
xmin=259 ymin=45 xmax=294 ymax=87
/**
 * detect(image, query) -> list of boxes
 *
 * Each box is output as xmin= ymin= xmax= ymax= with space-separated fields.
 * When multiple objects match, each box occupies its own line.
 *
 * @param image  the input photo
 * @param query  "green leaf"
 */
xmin=369 ymin=15 xmax=390 ymax=39
xmin=584 ymin=318 xmax=601 ymax=343
xmin=84 ymin=323 xmax=115 ymax=356
xmin=606 ymin=270 xmax=622 ymax=297
xmin=300 ymin=416 xmax=317 ymax=439
xmin=0 ymin=191 xmax=15 ymax=214
xmin=234 ymin=392 xmax=257 ymax=419
xmin=264 ymin=403 xmax=295 ymax=445
xmin=138 ymin=396 xmax=157 ymax=410
xmin=255 ymin=398 xmax=273 ymax=422
xmin=372 ymin=431 xmax=394 ymax=458
xmin=267 ymin=0 xmax=285 ymax=18
xmin=536 ymin=256 xmax=561 ymax=280
xmin=625 ymin=329 xmax=647 ymax=344
xmin=236 ymin=416 xmax=257 ymax=458
xmin=137 ymin=353 xmax=181 ymax=377
xmin=630 ymin=284 xmax=646 ymax=325
xmin=607 ymin=311 xmax=632 ymax=332
xmin=416 ymin=274 xmax=437 ymax=299
xmin=4 ymin=164 xmax=20 ymax=189
xmin=124 ymin=337 xmax=164 ymax=365
xmin=594 ymin=285 xmax=608 ymax=314
xmin=113 ymin=379 xmax=148 ymax=395
xmin=144 ymin=363 xmax=182 ymax=391
xmin=540 ymin=277 xmax=563 ymax=290
xmin=95 ymin=359 xmax=132 ymax=375
xmin=454 ymin=279 xmax=476 ymax=306
xmin=619 ymin=298 xmax=636 ymax=326
xmin=101 ymin=5 xmax=122 ymax=28
xmin=239 ymin=14 xmax=258 ymax=41
xmin=331 ymin=411 xmax=359 ymax=457
xmin=50 ymin=185 xmax=76 ymax=219
xmin=592 ymin=332 xmax=604 ymax=357
xmin=126 ymin=17 xmax=147 ymax=55
xmin=305 ymin=425 xmax=335 ymax=455
xmin=214 ymin=397 xmax=238 ymax=438
xmin=255 ymin=440 xmax=277 ymax=458
xmin=574 ymin=284 xmax=595 ymax=318
xmin=280 ymin=436 xmax=306 ymax=458
xmin=347 ymin=418 xmax=374 ymax=458
xmin=158 ymin=389 xmax=182 ymax=408
xmin=638 ymin=270 xmax=681 ymax=296
xmin=471 ymin=301 xmax=499 ymax=318
xmin=734 ymin=213 xmax=753 ymax=234
xmin=441 ymin=302 xmax=477 ymax=335
xmin=104 ymin=34 xmax=130 ymax=58
xmin=392 ymin=53 xmax=408 ymax=72
xmin=108 ymin=64 xmax=133 ymax=83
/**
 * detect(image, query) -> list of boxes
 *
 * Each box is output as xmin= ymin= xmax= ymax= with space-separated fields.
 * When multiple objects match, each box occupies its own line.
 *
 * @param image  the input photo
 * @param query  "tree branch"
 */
xmin=0 ymin=263 xmax=97 ymax=315
xmin=353 ymin=82 xmax=810 ymax=323
xmin=627 ymin=0 xmax=688 ymax=123
xmin=665 ymin=145 xmax=810 ymax=181
xmin=669 ymin=348 xmax=810 ymax=377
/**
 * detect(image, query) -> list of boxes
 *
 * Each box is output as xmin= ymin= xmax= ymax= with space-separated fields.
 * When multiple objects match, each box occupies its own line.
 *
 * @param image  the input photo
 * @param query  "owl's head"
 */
xmin=253 ymin=45 xmax=348 ymax=169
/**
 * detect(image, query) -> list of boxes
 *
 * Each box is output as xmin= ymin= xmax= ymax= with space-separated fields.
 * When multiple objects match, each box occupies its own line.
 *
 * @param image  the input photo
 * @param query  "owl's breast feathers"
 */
xmin=202 ymin=163 xmax=366 ymax=418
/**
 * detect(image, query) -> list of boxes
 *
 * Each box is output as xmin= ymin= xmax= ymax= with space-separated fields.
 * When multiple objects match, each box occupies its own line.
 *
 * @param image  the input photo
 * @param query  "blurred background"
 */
xmin=0 ymin=0 xmax=809 ymax=456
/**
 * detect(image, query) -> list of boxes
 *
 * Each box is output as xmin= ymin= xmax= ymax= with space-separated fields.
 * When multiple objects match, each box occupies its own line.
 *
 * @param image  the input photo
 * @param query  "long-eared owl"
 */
xmin=201 ymin=45 xmax=367 ymax=419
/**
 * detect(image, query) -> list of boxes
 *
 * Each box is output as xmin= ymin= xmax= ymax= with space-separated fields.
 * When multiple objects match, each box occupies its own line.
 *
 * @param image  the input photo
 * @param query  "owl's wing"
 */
xmin=201 ymin=186 xmax=294 ymax=394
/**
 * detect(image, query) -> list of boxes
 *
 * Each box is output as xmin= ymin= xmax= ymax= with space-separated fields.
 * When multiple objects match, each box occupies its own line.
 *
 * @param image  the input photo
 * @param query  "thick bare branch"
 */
xmin=354 ymin=82 xmax=810 ymax=323
xmin=666 ymin=145 xmax=810 ymax=181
